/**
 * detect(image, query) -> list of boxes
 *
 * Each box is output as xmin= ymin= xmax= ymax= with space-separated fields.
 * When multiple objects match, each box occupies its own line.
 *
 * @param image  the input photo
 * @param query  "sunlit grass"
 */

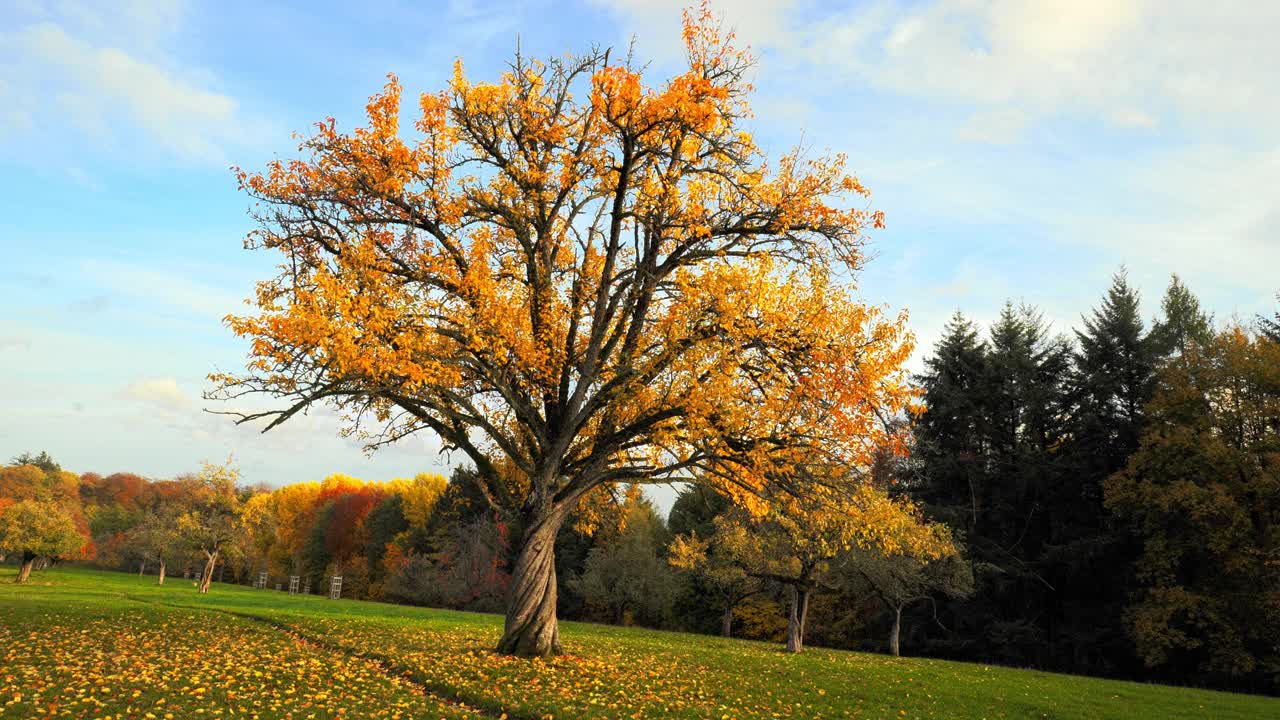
xmin=1 ymin=566 xmax=1274 ymax=719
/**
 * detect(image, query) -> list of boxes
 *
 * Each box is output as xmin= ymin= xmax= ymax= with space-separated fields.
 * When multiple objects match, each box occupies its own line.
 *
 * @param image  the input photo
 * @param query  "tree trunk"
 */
xmin=890 ymin=605 xmax=902 ymax=657
xmin=16 ymin=551 xmax=35 ymax=584
xmin=721 ymin=603 xmax=734 ymax=638
xmin=496 ymin=510 xmax=566 ymax=657
xmin=139 ymin=559 xmax=146 ymax=576
xmin=786 ymin=586 xmax=811 ymax=653
xmin=158 ymin=560 xmax=166 ymax=586
xmin=199 ymin=550 xmax=218 ymax=594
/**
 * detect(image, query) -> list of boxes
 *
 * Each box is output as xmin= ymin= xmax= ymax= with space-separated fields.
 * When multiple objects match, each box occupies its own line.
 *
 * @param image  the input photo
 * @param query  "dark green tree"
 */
xmin=10 ymin=451 xmax=61 ymax=475
xmin=574 ymin=497 xmax=682 ymax=628
xmin=914 ymin=312 xmax=988 ymax=535
xmin=1149 ymin=274 xmax=1213 ymax=359
xmin=1258 ymin=292 xmax=1280 ymax=343
xmin=667 ymin=485 xmax=731 ymax=540
xmin=1047 ymin=270 xmax=1155 ymax=674
xmin=301 ymin=500 xmax=335 ymax=589
xmin=914 ymin=306 xmax=1071 ymax=667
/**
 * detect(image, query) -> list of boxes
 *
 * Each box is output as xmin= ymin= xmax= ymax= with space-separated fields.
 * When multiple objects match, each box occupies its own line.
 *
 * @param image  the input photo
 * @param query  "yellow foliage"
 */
xmin=385 ymin=472 xmax=448 ymax=530
xmin=213 ymin=3 xmax=916 ymax=550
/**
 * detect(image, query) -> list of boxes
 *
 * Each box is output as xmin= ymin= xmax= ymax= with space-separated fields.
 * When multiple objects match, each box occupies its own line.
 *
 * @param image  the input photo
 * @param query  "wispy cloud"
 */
xmin=119 ymin=376 xmax=193 ymax=414
xmin=78 ymin=258 xmax=244 ymax=321
xmin=596 ymin=0 xmax=1280 ymax=135
xmin=1 ymin=0 xmax=271 ymax=165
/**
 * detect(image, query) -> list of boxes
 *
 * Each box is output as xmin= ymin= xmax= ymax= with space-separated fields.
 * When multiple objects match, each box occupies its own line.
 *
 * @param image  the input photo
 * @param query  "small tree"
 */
xmin=844 ymin=548 xmax=973 ymax=656
xmin=0 ymin=499 xmax=86 ymax=583
xmin=129 ymin=509 xmax=184 ymax=585
xmin=669 ymin=524 xmax=764 ymax=638
xmin=575 ymin=498 xmax=681 ymax=626
xmin=9 ymin=451 xmax=61 ymax=475
xmin=689 ymin=484 xmax=958 ymax=653
xmin=176 ymin=461 xmax=243 ymax=594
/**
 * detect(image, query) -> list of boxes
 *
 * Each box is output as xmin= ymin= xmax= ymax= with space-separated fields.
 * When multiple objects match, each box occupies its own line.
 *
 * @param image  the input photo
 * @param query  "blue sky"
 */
xmin=2 ymin=0 xmax=1277 ymax=497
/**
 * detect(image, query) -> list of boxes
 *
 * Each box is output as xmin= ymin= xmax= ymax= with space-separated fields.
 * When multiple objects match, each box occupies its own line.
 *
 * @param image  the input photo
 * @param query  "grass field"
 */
xmin=0 ymin=567 xmax=1274 ymax=719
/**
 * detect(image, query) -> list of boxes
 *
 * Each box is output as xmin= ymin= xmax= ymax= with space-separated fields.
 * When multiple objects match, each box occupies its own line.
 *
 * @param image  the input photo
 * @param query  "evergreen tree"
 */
xmin=1259 ymin=292 xmax=1280 ymax=343
xmin=668 ymin=485 xmax=731 ymax=540
xmin=1149 ymin=274 xmax=1214 ymax=359
xmin=1048 ymin=270 xmax=1155 ymax=674
xmin=574 ymin=497 xmax=681 ymax=627
xmin=914 ymin=307 xmax=1071 ymax=667
xmin=364 ymin=494 xmax=407 ymax=586
xmin=10 ymin=451 xmax=61 ymax=475
xmin=915 ymin=312 xmax=989 ymax=535
xmin=1072 ymin=270 xmax=1155 ymax=465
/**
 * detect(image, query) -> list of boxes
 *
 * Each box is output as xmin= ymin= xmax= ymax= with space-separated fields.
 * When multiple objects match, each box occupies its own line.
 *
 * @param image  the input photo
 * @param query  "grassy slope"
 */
xmin=0 ymin=567 xmax=1274 ymax=719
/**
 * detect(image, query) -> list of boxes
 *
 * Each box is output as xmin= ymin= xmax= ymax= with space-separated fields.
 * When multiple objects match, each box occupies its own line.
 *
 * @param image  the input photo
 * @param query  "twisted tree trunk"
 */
xmin=158 ymin=559 xmax=166 ymax=586
xmin=496 ymin=509 xmax=566 ymax=657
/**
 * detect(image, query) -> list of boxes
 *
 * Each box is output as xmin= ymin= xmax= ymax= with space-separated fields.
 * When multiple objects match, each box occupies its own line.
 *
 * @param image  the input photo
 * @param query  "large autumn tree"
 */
xmin=213 ymin=6 xmax=914 ymax=656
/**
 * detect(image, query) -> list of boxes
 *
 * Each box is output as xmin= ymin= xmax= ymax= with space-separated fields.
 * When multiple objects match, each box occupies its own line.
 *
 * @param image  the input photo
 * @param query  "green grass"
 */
xmin=0 ymin=567 xmax=1274 ymax=719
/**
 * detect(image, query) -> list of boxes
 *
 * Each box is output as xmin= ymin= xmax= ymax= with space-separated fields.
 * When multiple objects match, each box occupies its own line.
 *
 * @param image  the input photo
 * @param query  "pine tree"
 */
xmin=914 ymin=307 xmax=1071 ymax=667
xmin=1048 ymin=269 xmax=1155 ymax=674
xmin=915 ymin=313 xmax=989 ymax=535
xmin=1259 ymin=292 xmax=1280 ymax=343
xmin=1072 ymin=270 xmax=1155 ymax=464
xmin=1149 ymin=274 xmax=1213 ymax=359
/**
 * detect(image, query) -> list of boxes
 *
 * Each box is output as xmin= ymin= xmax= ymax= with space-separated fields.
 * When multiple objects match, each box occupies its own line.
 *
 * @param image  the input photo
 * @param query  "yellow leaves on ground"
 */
xmin=5 ymin=569 xmax=1276 ymax=720
xmin=0 ymin=606 xmax=480 ymax=720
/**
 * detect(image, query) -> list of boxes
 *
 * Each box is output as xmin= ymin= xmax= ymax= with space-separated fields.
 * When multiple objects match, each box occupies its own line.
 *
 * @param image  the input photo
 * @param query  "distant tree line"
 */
xmin=2 ymin=273 xmax=1276 ymax=691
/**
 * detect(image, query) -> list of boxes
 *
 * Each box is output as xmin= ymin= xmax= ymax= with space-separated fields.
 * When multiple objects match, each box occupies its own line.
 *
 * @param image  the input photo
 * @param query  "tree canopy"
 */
xmin=213 ymin=5 xmax=915 ymax=656
xmin=0 ymin=499 xmax=86 ymax=583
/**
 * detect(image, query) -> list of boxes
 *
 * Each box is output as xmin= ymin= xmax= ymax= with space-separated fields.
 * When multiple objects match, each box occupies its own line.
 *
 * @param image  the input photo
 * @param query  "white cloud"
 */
xmin=1064 ymin=144 xmax=1280 ymax=295
xmin=595 ymin=0 xmax=1280 ymax=136
xmin=595 ymin=0 xmax=1280 ymax=313
xmin=64 ymin=166 xmax=104 ymax=191
xmin=1 ymin=0 xmax=267 ymax=165
xmin=588 ymin=0 xmax=800 ymax=62
xmin=0 ymin=335 xmax=33 ymax=351
xmin=119 ymin=377 xmax=193 ymax=414
xmin=808 ymin=0 xmax=1280 ymax=135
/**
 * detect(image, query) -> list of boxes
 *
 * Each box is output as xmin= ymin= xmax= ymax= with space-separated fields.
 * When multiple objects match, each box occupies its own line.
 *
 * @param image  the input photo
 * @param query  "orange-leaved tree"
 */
xmin=212 ymin=5 xmax=914 ymax=656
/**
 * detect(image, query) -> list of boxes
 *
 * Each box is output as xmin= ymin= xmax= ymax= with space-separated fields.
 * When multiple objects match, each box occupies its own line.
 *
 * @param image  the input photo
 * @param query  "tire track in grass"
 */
xmin=129 ymin=596 xmax=532 ymax=720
